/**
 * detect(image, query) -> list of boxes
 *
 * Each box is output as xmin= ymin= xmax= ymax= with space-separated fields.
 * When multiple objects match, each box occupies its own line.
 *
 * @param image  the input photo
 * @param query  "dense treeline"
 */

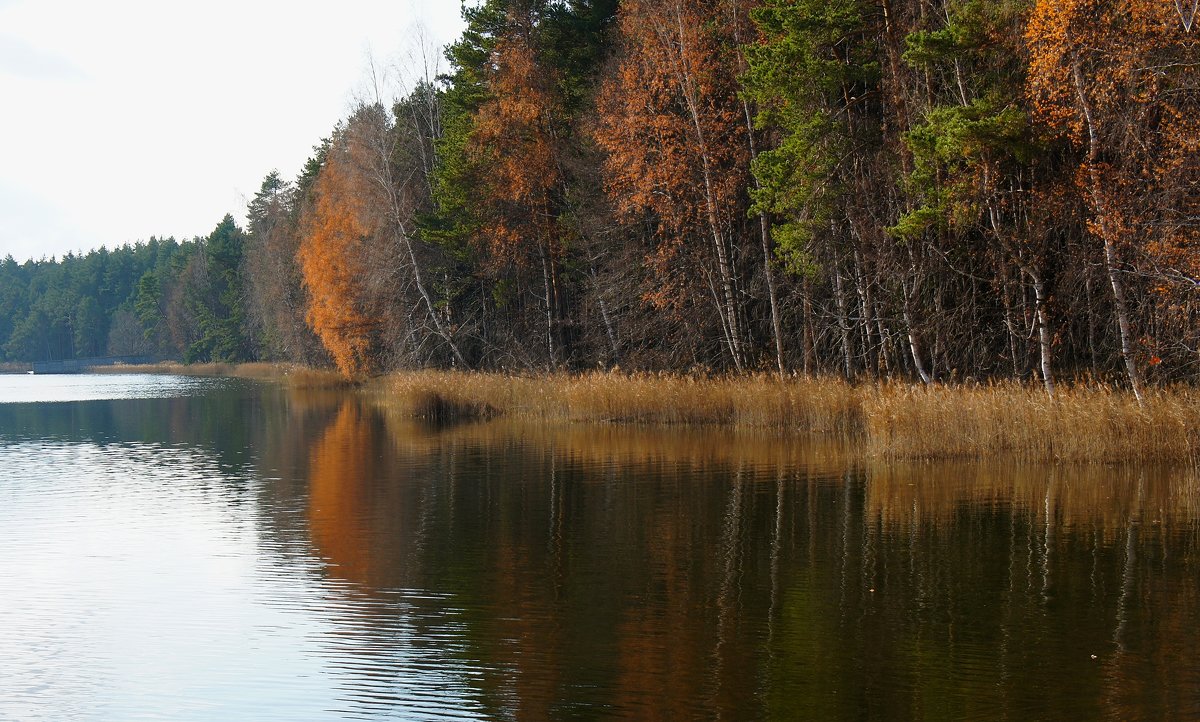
xmin=0 ymin=217 xmax=325 ymax=365
xmin=4 ymin=0 xmax=1194 ymax=394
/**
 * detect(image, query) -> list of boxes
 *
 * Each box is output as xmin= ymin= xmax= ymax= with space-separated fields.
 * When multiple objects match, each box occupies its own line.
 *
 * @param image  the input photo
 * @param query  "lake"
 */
xmin=1 ymin=374 xmax=1197 ymax=720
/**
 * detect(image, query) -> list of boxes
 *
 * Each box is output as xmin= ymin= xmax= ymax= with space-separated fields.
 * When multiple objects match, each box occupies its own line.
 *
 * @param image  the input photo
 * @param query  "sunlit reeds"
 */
xmin=373 ymin=371 xmax=1200 ymax=463
xmin=862 ymin=381 xmax=1200 ymax=463
xmin=370 ymin=370 xmax=862 ymax=433
xmin=86 ymin=362 xmax=1200 ymax=463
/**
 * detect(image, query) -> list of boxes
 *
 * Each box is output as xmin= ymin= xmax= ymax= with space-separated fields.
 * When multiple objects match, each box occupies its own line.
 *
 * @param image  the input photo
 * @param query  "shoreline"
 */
xmin=370 ymin=370 xmax=1200 ymax=465
xmin=60 ymin=363 xmax=1200 ymax=464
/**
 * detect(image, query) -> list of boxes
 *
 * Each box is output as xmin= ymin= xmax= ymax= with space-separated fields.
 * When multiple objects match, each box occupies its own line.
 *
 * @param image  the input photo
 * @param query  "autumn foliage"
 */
xmin=1027 ymin=0 xmax=1196 ymax=389
xmin=470 ymin=32 xmax=561 ymax=265
xmin=297 ymin=116 xmax=382 ymax=378
xmin=594 ymin=0 xmax=753 ymax=369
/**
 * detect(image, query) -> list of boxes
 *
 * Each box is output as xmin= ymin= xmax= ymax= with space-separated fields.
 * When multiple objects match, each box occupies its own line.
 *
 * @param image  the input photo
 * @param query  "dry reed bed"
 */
xmin=371 ymin=371 xmax=861 ymax=434
xmin=373 ymin=371 xmax=1200 ymax=463
xmin=82 ymin=363 xmax=1200 ymax=462
xmin=862 ymin=383 xmax=1200 ymax=463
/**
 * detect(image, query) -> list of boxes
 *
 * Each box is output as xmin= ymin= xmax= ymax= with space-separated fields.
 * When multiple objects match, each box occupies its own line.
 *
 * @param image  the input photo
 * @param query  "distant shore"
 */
xmin=42 ymin=362 xmax=1200 ymax=464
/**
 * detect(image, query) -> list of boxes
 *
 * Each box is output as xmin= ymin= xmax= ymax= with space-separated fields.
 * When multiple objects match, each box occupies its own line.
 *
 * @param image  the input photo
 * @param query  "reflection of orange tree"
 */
xmin=308 ymin=402 xmax=376 ymax=586
xmin=611 ymin=500 xmax=711 ymax=720
xmin=306 ymin=401 xmax=426 ymax=591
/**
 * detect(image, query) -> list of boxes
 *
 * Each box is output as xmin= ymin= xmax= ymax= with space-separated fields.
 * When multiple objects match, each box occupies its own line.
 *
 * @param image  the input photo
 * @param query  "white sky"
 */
xmin=0 ymin=0 xmax=465 ymax=262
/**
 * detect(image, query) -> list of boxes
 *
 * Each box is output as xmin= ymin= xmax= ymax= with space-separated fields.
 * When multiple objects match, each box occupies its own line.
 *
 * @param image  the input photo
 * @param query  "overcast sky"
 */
xmin=0 ymin=0 xmax=465 ymax=263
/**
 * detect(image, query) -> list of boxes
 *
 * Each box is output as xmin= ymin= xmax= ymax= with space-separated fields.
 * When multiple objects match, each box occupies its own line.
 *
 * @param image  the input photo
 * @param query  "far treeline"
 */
xmin=1 ymin=0 xmax=1194 ymax=398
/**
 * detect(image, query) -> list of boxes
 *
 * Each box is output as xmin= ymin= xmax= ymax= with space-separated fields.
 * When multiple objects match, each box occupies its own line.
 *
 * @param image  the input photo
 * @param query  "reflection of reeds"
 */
xmin=864 ymin=459 xmax=1200 ymax=534
xmin=372 ymin=371 xmax=861 ymax=433
xmin=370 ymin=405 xmax=854 ymax=476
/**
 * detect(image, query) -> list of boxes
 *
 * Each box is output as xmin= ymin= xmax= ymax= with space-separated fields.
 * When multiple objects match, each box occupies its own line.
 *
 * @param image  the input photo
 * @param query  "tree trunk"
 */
xmin=540 ymin=243 xmax=557 ymax=371
xmin=832 ymin=264 xmax=854 ymax=380
xmin=667 ymin=4 xmax=744 ymax=372
xmin=1031 ymin=271 xmax=1056 ymax=399
xmin=367 ymin=105 xmax=467 ymax=369
xmin=853 ymin=249 xmax=878 ymax=378
xmin=727 ymin=0 xmax=785 ymax=376
xmin=902 ymin=280 xmax=933 ymax=384
xmin=1072 ymin=58 xmax=1143 ymax=402
xmin=1000 ymin=264 xmax=1021 ymax=377
xmin=802 ymin=279 xmax=816 ymax=376
xmin=589 ymin=264 xmax=620 ymax=364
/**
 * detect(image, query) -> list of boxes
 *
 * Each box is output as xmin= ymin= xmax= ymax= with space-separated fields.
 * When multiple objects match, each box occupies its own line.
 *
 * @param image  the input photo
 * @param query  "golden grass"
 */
xmin=862 ymin=382 xmax=1200 ymax=463
xmin=80 ymin=362 xmax=1200 ymax=463
xmin=0 ymin=362 xmax=32 ymax=374
xmin=370 ymin=371 xmax=1200 ymax=463
xmin=369 ymin=370 xmax=862 ymax=434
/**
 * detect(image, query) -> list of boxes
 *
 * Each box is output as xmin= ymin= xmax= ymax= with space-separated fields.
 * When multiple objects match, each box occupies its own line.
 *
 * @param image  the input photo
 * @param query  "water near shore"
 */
xmin=1 ymin=374 xmax=1197 ymax=719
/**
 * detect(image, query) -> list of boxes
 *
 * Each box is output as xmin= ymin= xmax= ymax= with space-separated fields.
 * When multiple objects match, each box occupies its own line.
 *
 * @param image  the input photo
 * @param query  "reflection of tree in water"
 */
xmin=854 ymin=462 xmax=1200 ymax=718
xmin=308 ymin=401 xmax=377 ymax=585
xmin=294 ymin=402 xmax=1200 ymax=720
xmin=307 ymin=400 xmax=432 ymax=591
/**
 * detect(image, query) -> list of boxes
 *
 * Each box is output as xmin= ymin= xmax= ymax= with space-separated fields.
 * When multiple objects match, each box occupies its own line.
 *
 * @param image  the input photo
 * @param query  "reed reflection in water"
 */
xmin=0 ymin=377 xmax=1197 ymax=720
xmin=300 ymin=396 xmax=1200 ymax=720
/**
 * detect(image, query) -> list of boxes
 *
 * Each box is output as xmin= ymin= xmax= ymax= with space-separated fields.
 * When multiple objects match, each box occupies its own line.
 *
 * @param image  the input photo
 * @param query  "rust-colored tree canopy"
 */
xmin=297 ymin=117 xmax=384 ymax=378
xmin=595 ymin=0 xmax=748 ymax=238
xmin=1027 ymin=0 xmax=1196 ymax=389
xmin=470 ymin=33 xmax=561 ymax=265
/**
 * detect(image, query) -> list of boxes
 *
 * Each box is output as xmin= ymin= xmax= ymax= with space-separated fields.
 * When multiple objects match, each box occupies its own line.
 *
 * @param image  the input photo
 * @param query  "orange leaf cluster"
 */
xmin=470 ymin=33 xmax=561 ymax=265
xmin=593 ymin=0 xmax=751 ymax=300
xmin=297 ymin=127 xmax=383 ymax=378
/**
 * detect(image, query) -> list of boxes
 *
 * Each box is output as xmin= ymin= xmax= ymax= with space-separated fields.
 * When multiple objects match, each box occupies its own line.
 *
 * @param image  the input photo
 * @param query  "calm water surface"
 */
xmin=0 ymin=374 xmax=1197 ymax=720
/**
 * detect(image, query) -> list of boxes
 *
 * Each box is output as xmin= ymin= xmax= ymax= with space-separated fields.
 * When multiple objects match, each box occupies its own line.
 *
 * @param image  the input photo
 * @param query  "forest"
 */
xmin=1 ymin=0 xmax=1194 ymax=398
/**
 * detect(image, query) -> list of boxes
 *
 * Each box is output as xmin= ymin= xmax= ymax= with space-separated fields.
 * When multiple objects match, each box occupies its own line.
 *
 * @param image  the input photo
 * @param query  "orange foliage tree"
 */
xmin=297 ymin=115 xmax=382 ymax=378
xmin=594 ymin=0 xmax=754 ymax=372
xmin=1027 ymin=0 xmax=1192 ymax=397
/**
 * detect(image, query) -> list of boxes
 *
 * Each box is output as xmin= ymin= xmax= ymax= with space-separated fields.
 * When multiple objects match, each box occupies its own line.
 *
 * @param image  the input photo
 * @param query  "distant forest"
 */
xmin=1 ymin=1 xmax=1193 ymax=396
